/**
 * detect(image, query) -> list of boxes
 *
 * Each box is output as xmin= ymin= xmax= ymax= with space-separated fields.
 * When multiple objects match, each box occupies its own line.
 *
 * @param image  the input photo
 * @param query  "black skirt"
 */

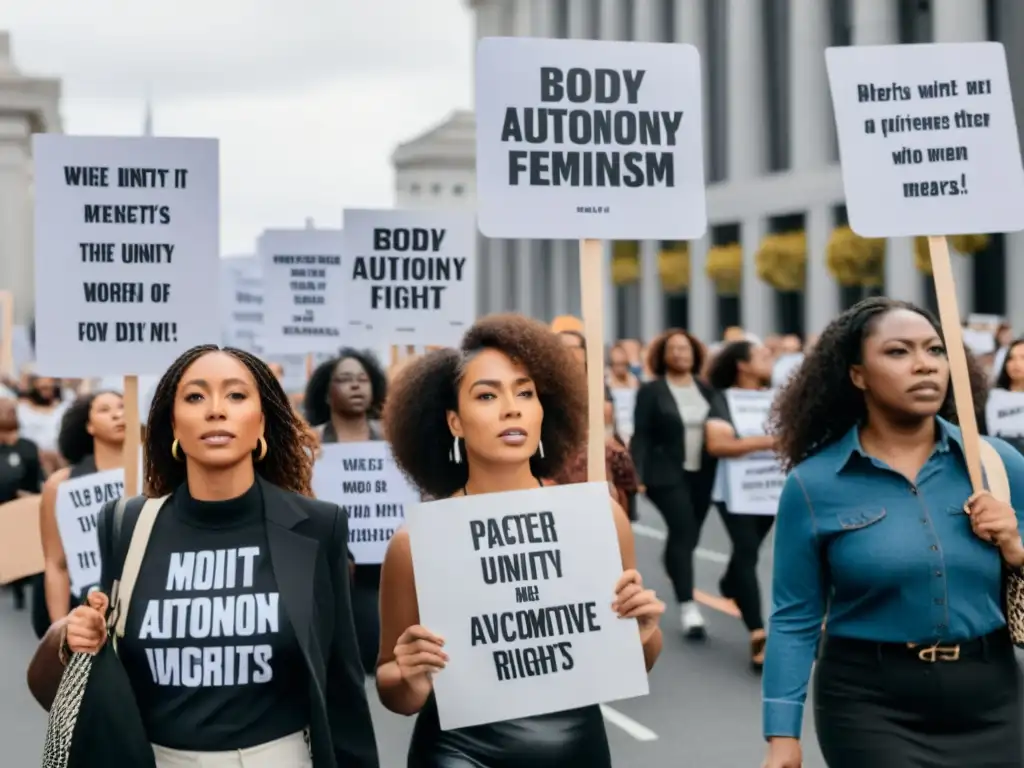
xmin=814 ymin=629 xmax=1024 ymax=767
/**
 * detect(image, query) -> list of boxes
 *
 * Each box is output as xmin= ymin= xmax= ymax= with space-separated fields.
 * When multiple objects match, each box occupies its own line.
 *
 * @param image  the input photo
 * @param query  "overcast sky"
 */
xmin=2 ymin=0 xmax=473 ymax=254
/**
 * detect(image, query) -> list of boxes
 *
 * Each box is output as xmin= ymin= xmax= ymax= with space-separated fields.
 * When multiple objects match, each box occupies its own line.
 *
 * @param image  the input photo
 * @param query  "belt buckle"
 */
xmin=907 ymin=642 xmax=961 ymax=662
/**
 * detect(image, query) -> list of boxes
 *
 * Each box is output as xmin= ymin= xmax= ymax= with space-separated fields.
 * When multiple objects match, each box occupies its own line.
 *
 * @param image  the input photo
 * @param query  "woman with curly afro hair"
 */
xmin=34 ymin=390 xmax=125 ymax=638
xmin=378 ymin=314 xmax=665 ymax=768
xmin=304 ymin=348 xmax=388 ymax=675
xmin=761 ymin=298 xmax=1024 ymax=768
xmin=28 ymin=346 xmax=379 ymax=767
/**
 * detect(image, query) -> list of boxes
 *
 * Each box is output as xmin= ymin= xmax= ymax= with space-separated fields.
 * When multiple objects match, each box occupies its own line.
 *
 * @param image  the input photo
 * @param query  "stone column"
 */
xmin=639 ymin=240 xmax=663 ymax=341
xmin=550 ymin=240 xmax=570 ymax=317
xmin=603 ymin=241 xmax=617 ymax=340
xmin=487 ymin=239 xmax=508 ymax=313
xmin=599 ymin=0 xmax=622 ymax=40
xmin=728 ymin=0 xmax=773 ymax=333
xmin=804 ymin=206 xmax=836 ymax=334
xmin=852 ymin=0 xmax=923 ymax=305
xmin=791 ymin=0 xmax=838 ymax=332
xmin=675 ymin=0 xmax=715 ymax=338
xmin=932 ymin=0 xmax=988 ymax=314
xmin=567 ymin=0 xmax=590 ymax=38
xmin=0 ymin=116 xmax=33 ymax=325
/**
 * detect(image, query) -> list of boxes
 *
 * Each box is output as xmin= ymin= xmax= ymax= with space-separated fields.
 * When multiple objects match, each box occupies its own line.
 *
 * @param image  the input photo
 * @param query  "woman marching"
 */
xmin=29 ymin=345 xmax=378 ymax=767
xmin=35 ymin=391 xmax=126 ymax=638
xmin=630 ymin=328 xmax=718 ymax=639
xmin=762 ymin=298 xmax=1024 ymax=768
xmin=703 ymin=340 xmax=777 ymax=671
xmin=304 ymin=347 xmax=388 ymax=675
xmin=378 ymin=315 xmax=664 ymax=767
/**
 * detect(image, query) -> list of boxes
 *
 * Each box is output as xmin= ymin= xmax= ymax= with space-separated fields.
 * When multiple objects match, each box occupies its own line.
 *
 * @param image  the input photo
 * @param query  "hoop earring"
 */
xmin=254 ymin=436 xmax=268 ymax=462
xmin=450 ymin=436 xmax=462 ymax=464
xmin=537 ymin=439 xmax=545 ymax=460
xmin=171 ymin=439 xmax=184 ymax=462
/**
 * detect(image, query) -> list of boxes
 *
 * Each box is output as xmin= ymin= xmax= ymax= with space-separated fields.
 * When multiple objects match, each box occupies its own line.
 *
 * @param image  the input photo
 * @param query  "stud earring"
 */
xmin=171 ymin=439 xmax=184 ymax=462
xmin=450 ymin=436 xmax=462 ymax=464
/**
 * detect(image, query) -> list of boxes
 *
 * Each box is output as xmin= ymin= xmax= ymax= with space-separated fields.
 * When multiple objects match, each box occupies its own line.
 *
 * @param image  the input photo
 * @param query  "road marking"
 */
xmin=631 ymin=524 xmax=730 ymax=564
xmin=600 ymin=704 xmax=659 ymax=741
xmin=631 ymin=524 xmax=741 ymax=617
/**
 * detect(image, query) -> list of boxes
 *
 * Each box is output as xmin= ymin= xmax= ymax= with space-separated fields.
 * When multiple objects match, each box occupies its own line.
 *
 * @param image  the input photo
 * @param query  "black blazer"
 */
xmin=96 ymin=477 xmax=380 ymax=768
xmin=630 ymin=377 xmax=718 ymax=489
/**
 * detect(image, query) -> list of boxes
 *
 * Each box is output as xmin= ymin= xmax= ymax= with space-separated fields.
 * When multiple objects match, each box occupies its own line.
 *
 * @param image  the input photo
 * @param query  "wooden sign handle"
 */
xmin=579 ymin=239 xmax=607 ymax=484
xmin=927 ymin=235 xmax=984 ymax=492
xmin=123 ymin=374 xmax=141 ymax=497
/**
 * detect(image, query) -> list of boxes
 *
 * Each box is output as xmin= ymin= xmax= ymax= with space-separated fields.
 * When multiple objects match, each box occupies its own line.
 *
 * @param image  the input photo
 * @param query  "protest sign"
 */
xmin=828 ymin=41 xmax=1024 ymax=496
xmin=406 ymin=482 xmax=649 ymax=731
xmin=340 ymin=210 xmax=475 ymax=347
xmin=475 ymin=37 xmax=708 ymax=488
xmin=986 ymin=389 xmax=1024 ymax=439
xmin=220 ymin=257 xmax=264 ymax=355
xmin=711 ymin=389 xmax=783 ymax=515
xmin=0 ymin=496 xmax=43 ymax=584
xmin=826 ymin=42 xmax=1024 ymax=239
xmin=311 ymin=442 xmax=420 ymax=564
xmin=475 ymin=37 xmax=706 ymax=241
xmin=258 ymin=228 xmax=345 ymax=354
xmin=55 ymin=468 xmax=125 ymax=595
xmin=32 ymin=136 xmax=220 ymax=377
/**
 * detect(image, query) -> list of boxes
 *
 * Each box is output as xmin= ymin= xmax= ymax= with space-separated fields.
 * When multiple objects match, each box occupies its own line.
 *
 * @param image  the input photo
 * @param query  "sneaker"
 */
xmin=680 ymin=601 xmax=706 ymax=640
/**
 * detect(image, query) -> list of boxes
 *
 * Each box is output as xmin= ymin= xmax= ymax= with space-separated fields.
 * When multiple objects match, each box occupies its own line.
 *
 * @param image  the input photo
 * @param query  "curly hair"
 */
xmin=145 ymin=345 xmax=315 ymax=497
xmin=58 ymin=391 xmax=122 ymax=466
xmin=303 ymin=348 xmax=387 ymax=426
xmin=770 ymin=297 xmax=988 ymax=472
xmin=706 ymin=340 xmax=754 ymax=391
xmin=384 ymin=314 xmax=587 ymax=499
xmin=647 ymin=328 xmax=705 ymax=378
xmin=995 ymin=339 xmax=1024 ymax=391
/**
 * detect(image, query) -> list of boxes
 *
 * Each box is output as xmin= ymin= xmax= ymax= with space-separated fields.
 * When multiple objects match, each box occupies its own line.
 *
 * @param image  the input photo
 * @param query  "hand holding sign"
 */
xmin=611 ymin=569 xmax=664 ymax=645
xmin=392 ymin=624 xmax=449 ymax=698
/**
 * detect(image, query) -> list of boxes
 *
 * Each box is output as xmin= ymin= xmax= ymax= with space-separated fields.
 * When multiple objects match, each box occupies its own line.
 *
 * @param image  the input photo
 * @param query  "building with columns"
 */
xmin=0 ymin=31 xmax=62 ymax=325
xmin=393 ymin=0 xmax=1024 ymax=341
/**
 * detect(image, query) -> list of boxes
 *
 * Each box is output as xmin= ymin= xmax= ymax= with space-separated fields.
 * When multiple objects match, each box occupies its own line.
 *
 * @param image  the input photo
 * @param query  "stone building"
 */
xmin=0 ymin=30 xmax=61 ymax=324
xmin=392 ymin=0 xmax=1024 ymax=341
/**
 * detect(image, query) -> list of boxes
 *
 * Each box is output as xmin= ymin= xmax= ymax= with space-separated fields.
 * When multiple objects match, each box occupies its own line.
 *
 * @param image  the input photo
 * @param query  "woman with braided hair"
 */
xmin=762 ymin=298 xmax=1024 ymax=768
xmin=28 ymin=345 xmax=378 ymax=767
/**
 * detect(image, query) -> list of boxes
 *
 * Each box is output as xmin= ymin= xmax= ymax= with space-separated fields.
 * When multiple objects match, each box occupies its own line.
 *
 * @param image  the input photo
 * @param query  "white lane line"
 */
xmin=631 ymin=523 xmax=730 ymax=564
xmin=600 ymin=704 xmax=659 ymax=741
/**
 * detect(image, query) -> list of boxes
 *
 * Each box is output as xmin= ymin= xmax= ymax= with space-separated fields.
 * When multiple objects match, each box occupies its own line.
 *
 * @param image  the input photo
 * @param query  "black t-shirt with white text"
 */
xmin=118 ymin=482 xmax=309 ymax=750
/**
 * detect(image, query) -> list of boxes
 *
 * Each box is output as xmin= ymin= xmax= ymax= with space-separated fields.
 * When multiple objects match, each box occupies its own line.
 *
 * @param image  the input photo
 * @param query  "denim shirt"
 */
xmin=762 ymin=417 xmax=1024 ymax=739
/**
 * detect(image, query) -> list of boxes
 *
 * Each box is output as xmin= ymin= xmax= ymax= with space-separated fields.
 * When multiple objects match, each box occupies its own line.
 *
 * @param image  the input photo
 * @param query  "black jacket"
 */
xmin=630 ymin=377 xmax=718 ymax=489
xmin=96 ymin=477 xmax=380 ymax=768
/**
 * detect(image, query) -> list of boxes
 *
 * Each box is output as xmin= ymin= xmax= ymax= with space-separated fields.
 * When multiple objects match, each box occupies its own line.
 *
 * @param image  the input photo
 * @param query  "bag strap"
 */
xmin=110 ymin=495 xmax=169 ymax=644
xmin=979 ymin=440 xmax=1011 ymax=504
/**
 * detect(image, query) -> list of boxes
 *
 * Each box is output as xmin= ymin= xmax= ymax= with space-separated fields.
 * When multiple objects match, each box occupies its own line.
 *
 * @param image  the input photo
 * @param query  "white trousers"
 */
xmin=152 ymin=731 xmax=312 ymax=767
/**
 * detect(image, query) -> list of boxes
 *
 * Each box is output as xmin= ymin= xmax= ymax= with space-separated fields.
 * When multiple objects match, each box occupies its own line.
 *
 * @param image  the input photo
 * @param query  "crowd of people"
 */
xmin=3 ymin=299 xmax=1024 ymax=767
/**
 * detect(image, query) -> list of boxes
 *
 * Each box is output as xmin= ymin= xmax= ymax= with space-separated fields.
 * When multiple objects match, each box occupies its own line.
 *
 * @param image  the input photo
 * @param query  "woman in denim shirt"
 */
xmin=761 ymin=298 xmax=1024 ymax=768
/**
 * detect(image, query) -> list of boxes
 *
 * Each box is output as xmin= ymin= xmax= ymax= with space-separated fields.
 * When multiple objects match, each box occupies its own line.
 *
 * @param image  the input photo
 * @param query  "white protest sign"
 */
xmin=32 ymin=136 xmax=220 ymax=376
xmin=55 ymin=468 xmax=125 ymax=596
xmin=406 ymin=482 xmax=649 ymax=731
xmin=986 ymin=388 xmax=1024 ymax=439
xmin=711 ymin=389 xmax=784 ymax=515
xmin=340 ymin=209 xmax=476 ymax=347
xmin=311 ymin=442 xmax=420 ymax=564
xmin=220 ymin=257 xmax=264 ymax=355
xmin=258 ymin=228 xmax=345 ymax=354
xmin=474 ymin=37 xmax=707 ymax=240
xmin=825 ymin=42 xmax=1024 ymax=238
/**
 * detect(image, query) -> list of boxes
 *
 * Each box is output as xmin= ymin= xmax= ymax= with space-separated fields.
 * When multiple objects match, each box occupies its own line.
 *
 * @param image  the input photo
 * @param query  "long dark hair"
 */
xmin=144 ymin=345 xmax=315 ymax=497
xmin=707 ymin=341 xmax=754 ymax=391
xmin=770 ymin=297 xmax=988 ymax=472
xmin=995 ymin=339 xmax=1024 ymax=391
xmin=58 ymin=391 xmax=122 ymax=466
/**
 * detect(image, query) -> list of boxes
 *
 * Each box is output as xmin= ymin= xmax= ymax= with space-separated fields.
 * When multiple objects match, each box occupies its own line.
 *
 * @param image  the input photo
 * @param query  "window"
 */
xmin=705 ymin=0 xmax=727 ymax=182
xmin=554 ymin=0 xmax=569 ymax=37
xmin=453 ymin=184 xmax=465 ymax=196
xmin=431 ymin=183 xmax=442 ymax=195
xmin=621 ymin=0 xmax=635 ymax=40
xmin=898 ymin=0 xmax=932 ymax=43
xmin=763 ymin=0 xmax=790 ymax=172
xmin=410 ymin=183 xmax=421 ymax=195
xmin=658 ymin=0 xmax=676 ymax=42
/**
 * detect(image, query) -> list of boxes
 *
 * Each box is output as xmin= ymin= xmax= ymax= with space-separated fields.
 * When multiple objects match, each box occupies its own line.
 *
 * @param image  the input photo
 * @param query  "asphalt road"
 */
xmin=0 ymin=498 xmax=822 ymax=767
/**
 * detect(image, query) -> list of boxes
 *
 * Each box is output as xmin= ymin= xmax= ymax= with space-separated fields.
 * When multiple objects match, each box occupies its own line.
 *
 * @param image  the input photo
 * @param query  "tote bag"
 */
xmin=41 ymin=494 xmax=168 ymax=768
